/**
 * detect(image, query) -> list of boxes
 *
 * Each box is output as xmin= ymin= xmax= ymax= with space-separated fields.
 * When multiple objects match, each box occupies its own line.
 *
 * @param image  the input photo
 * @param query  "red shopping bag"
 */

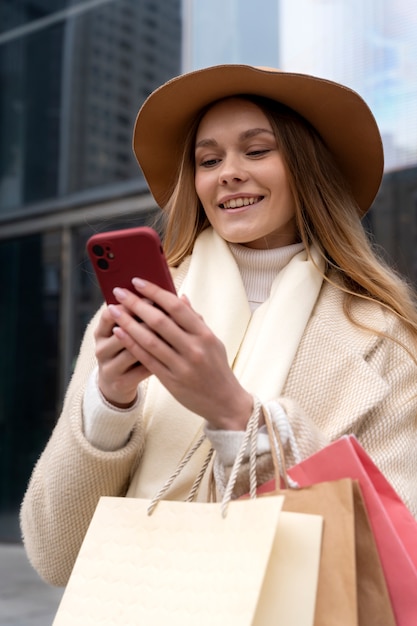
xmin=259 ymin=435 xmax=417 ymax=626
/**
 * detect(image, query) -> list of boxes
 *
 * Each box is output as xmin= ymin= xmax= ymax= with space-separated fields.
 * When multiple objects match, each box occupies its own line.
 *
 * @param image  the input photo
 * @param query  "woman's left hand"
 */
xmin=108 ymin=277 xmax=253 ymax=430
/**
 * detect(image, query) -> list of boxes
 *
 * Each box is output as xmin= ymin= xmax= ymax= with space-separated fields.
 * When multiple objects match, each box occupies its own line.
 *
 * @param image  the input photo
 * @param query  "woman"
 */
xmin=21 ymin=65 xmax=417 ymax=586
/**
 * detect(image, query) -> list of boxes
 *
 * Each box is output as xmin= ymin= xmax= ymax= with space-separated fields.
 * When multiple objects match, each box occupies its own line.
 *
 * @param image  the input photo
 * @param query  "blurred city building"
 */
xmin=1 ymin=0 xmax=416 ymax=541
xmin=0 ymin=0 xmax=181 ymax=541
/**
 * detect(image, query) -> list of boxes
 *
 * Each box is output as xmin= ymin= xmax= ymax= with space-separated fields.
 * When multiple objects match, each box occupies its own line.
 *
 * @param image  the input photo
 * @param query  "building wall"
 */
xmin=0 ymin=0 xmax=181 ymax=542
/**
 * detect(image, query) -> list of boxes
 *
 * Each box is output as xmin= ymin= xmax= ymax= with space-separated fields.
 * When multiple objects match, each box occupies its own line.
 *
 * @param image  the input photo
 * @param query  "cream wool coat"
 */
xmin=21 ymin=231 xmax=417 ymax=587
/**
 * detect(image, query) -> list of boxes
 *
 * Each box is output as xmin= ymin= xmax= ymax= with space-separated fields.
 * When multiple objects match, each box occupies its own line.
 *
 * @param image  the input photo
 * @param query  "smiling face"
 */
xmin=194 ymin=97 xmax=298 ymax=249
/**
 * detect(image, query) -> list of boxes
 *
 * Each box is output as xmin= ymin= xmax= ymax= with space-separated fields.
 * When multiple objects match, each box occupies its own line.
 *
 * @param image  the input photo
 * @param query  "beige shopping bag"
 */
xmin=253 ymin=510 xmax=323 ymax=625
xmin=53 ymin=495 xmax=323 ymax=626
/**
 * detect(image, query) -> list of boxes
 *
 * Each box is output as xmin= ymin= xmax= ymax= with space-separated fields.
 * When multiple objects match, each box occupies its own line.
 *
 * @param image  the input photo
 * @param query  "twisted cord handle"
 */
xmin=147 ymin=432 xmax=210 ymax=515
xmin=220 ymin=400 xmax=299 ymax=516
xmin=220 ymin=396 xmax=261 ymax=517
xmin=147 ymin=396 xmax=296 ymax=517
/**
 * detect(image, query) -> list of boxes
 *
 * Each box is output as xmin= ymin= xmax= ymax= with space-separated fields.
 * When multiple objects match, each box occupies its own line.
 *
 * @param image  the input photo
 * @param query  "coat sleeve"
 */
xmin=20 ymin=308 xmax=146 ymax=587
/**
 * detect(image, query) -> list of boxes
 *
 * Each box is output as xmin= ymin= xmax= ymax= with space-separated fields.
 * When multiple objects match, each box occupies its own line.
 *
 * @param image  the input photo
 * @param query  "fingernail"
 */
xmin=112 ymin=325 xmax=125 ymax=338
xmin=132 ymin=277 xmax=147 ymax=289
xmin=113 ymin=287 xmax=127 ymax=300
xmin=108 ymin=304 xmax=121 ymax=318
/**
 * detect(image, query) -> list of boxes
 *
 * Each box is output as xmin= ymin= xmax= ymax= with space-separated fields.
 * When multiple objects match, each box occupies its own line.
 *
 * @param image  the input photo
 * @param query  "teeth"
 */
xmin=221 ymin=197 xmax=259 ymax=209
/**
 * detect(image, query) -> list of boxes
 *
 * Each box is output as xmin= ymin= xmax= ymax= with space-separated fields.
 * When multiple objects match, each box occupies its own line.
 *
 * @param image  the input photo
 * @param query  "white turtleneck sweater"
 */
xmin=82 ymin=241 xmax=304 ymax=458
xmin=227 ymin=241 xmax=304 ymax=312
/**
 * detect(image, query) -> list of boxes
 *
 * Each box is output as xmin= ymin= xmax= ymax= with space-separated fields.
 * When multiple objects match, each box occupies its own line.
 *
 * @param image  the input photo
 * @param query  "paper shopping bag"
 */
xmin=285 ymin=435 xmax=417 ymax=626
xmin=351 ymin=481 xmax=397 ymax=626
xmin=256 ymin=476 xmax=395 ymax=626
xmin=259 ymin=413 xmax=396 ymax=626
xmin=252 ymin=510 xmax=323 ymax=626
xmin=53 ymin=495 xmax=323 ymax=626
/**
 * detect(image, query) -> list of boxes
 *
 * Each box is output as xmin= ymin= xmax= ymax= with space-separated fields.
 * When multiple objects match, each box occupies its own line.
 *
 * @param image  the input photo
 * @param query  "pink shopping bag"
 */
xmin=263 ymin=435 xmax=417 ymax=626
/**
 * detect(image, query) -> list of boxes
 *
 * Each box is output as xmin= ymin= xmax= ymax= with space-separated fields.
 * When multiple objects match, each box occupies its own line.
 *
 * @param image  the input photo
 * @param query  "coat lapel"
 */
xmin=286 ymin=280 xmax=391 ymax=439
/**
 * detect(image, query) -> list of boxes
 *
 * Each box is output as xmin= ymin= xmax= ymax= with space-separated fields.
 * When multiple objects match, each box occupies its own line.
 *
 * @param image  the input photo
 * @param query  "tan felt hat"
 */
xmin=133 ymin=64 xmax=384 ymax=215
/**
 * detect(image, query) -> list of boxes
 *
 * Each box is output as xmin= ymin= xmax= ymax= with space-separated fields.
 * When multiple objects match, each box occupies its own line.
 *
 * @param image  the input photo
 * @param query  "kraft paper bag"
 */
xmin=260 ymin=413 xmax=396 ymax=626
xmin=352 ymin=481 xmax=396 ymax=626
xmin=53 ymin=495 xmax=323 ymax=626
xmin=256 ymin=477 xmax=395 ymax=626
xmin=286 ymin=435 xmax=417 ymax=626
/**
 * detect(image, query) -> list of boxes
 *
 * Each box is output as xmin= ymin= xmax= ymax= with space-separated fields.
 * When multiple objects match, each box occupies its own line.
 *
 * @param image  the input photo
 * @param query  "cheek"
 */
xmin=272 ymin=168 xmax=295 ymax=208
xmin=195 ymin=173 xmax=212 ymax=205
xmin=194 ymin=172 xmax=203 ymax=199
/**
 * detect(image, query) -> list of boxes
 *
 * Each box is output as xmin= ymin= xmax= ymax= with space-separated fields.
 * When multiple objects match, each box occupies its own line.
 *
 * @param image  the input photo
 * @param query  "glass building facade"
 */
xmin=0 ymin=0 xmax=181 ymax=541
xmin=1 ymin=0 xmax=417 ymax=542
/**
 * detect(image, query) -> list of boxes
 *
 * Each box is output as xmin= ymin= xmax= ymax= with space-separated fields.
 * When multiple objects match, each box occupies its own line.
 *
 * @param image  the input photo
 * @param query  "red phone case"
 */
xmin=87 ymin=226 xmax=176 ymax=305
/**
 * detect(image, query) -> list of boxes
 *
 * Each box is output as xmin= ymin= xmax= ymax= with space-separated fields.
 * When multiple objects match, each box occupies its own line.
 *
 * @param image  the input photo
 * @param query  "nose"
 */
xmin=218 ymin=153 xmax=248 ymax=185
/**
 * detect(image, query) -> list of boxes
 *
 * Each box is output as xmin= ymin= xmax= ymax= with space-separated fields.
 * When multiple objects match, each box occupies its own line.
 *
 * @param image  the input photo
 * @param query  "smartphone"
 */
xmin=87 ymin=226 xmax=176 ymax=305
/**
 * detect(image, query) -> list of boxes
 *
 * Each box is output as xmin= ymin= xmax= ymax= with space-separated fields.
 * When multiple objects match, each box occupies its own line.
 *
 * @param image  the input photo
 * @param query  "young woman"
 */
xmin=21 ymin=65 xmax=417 ymax=586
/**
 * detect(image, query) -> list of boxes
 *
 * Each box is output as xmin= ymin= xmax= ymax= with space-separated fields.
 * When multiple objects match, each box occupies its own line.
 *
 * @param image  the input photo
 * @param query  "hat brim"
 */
xmin=133 ymin=64 xmax=384 ymax=215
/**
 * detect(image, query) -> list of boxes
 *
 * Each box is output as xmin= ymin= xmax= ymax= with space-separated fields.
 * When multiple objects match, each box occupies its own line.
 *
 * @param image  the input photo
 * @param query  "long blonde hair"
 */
xmin=155 ymin=95 xmax=417 ymax=340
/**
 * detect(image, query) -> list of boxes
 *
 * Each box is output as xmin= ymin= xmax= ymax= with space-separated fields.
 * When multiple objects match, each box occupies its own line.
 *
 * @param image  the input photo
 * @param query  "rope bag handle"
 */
xmin=147 ymin=433 xmax=214 ymax=515
xmin=148 ymin=396 xmax=297 ymax=516
xmin=220 ymin=399 xmax=298 ymax=516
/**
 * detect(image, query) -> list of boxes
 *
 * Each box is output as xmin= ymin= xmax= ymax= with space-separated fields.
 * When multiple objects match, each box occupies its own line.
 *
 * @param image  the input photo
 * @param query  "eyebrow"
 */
xmin=195 ymin=127 xmax=274 ymax=149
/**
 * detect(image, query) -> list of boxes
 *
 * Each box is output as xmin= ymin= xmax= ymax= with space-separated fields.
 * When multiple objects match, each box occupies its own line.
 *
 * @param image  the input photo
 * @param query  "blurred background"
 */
xmin=1 ymin=0 xmax=417 ymax=544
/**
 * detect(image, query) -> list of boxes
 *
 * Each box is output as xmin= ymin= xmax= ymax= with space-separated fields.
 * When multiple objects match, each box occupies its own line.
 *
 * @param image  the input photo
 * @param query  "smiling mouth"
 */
xmin=219 ymin=196 xmax=263 ymax=209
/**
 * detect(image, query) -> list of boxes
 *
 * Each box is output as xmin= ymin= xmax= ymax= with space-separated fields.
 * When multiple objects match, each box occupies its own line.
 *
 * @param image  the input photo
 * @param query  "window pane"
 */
xmin=0 ymin=0 xmax=181 ymax=214
xmin=0 ymin=231 xmax=61 ymax=540
xmin=0 ymin=0 xmax=90 ymax=35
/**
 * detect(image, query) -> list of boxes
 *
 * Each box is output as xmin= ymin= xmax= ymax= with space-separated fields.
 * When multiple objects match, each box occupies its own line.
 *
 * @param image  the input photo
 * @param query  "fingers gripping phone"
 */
xmin=87 ymin=226 xmax=176 ymax=305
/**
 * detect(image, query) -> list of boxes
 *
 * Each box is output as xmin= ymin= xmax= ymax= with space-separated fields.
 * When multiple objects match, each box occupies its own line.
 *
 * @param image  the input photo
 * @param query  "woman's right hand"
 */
xmin=94 ymin=306 xmax=150 ymax=408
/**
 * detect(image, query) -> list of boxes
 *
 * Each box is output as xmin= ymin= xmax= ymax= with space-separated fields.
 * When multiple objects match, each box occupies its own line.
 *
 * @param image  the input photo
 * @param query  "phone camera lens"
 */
xmin=97 ymin=258 xmax=109 ymax=270
xmin=92 ymin=244 xmax=104 ymax=257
